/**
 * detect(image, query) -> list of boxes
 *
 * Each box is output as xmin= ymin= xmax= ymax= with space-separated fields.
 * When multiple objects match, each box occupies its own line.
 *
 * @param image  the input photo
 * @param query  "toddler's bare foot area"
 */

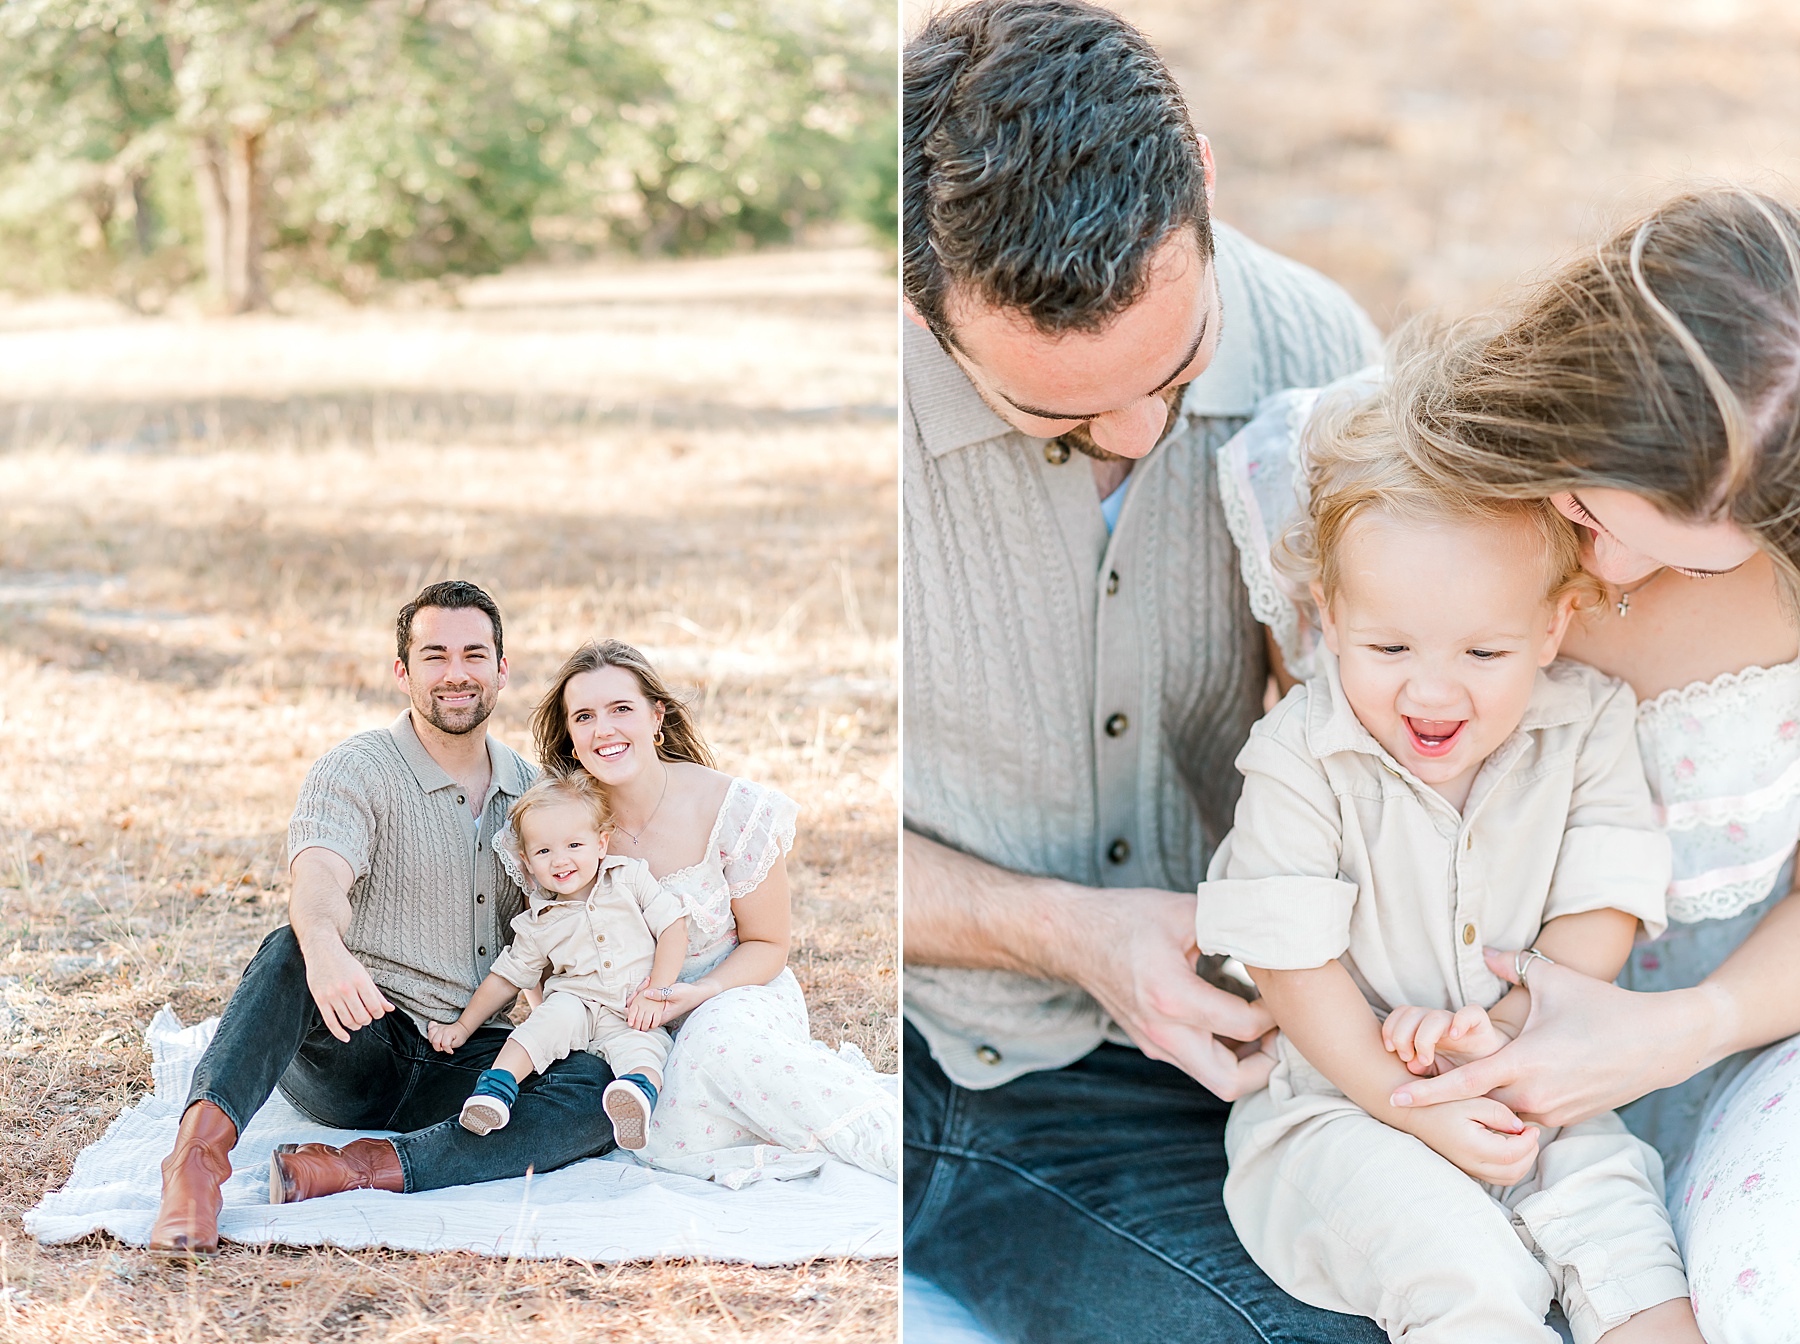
xmin=1595 ymin=1296 xmax=1703 ymax=1344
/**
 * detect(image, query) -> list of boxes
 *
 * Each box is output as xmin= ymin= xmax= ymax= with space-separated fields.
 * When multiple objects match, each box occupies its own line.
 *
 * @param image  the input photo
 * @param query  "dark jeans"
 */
xmin=904 ymin=1021 xmax=1386 ymax=1344
xmin=186 ymin=925 xmax=617 ymax=1193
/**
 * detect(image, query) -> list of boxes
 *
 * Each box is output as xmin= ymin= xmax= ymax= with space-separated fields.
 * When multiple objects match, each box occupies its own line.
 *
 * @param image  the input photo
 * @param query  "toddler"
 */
xmin=1196 ymin=391 xmax=1701 ymax=1343
xmin=429 ymin=773 xmax=687 ymax=1151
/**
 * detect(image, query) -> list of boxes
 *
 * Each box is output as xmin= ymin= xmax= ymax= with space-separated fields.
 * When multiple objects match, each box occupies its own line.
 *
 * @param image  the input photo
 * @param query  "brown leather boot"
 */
xmin=268 ymin=1137 xmax=403 ymax=1204
xmin=148 ymin=1100 xmax=238 ymax=1256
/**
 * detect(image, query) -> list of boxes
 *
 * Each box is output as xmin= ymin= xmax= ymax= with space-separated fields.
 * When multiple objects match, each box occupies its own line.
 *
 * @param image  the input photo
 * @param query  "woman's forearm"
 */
xmin=697 ymin=937 xmax=788 ymax=995
xmin=1700 ymin=883 xmax=1800 ymax=1062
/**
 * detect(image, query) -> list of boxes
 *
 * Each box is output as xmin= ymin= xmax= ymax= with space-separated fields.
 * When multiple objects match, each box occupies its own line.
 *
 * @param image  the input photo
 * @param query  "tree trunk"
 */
xmin=225 ymin=126 xmax=266 ymax=312
xmin=189 ymin=126 xmax=268 ymax=313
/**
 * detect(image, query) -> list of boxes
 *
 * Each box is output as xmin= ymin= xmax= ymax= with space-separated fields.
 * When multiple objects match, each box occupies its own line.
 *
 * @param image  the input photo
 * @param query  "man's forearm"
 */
xmin=288 ymin=848 xmax=355 ymax=959
xmin=903 ymin=829 xmax=1094 ymax=981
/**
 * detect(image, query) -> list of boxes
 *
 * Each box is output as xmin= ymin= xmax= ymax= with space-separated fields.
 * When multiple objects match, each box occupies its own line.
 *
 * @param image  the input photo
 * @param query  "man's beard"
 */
xmin=1055 ymin=383 xmax=1188 ymax=462
xmin=414 ymin=682 xmax=498 ymax=736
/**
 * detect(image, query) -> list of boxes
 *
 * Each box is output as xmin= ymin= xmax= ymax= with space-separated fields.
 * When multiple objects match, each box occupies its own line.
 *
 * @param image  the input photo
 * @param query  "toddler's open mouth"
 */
xmin=1403 ymin=716 xmax=1466 ymax=758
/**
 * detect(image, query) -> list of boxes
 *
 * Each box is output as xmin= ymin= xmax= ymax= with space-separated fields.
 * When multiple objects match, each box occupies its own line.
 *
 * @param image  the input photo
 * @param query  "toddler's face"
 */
xmin=1315 ymin=510 xmax=1574 ymax=806
xmin=519 ymin=800 xmax=608 ymax=898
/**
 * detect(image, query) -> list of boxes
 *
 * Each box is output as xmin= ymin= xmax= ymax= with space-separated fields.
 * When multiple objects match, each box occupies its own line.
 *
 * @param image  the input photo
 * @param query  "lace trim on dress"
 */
xmin=1635 ymin=656 xmax=1800 ymax=726
xmin=1666 ymin=847 xmax=1794 ymax=924
xmin=1215 ymin=389 xmax=1321 ymax=679
xmin=493 ymin=823 xmax=539 ymax=901
xmin=1656 ymin=755 xmax=1800 ymax=833
xmin=720 ymin=781 xmax=799 ymax=902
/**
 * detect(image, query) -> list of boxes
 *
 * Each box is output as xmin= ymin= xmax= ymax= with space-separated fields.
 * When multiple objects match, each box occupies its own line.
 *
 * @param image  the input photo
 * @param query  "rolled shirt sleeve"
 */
xmin=1197 ymin=697 xmax=1360 ymax=970
xmin=487 ymin=912 xmax=550 ymax=991
xmin=622 ymin=861 xmax=687 ymax=938
xmin=1544 ymin=679 xmax=1672 ymax=939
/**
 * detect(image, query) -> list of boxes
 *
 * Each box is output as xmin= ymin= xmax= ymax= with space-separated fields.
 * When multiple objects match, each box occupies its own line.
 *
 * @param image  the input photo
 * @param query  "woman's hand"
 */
xmin=1388 ymin=947 xmax=1722 ymax=1126
xmin=629 ymin=979 xmax=714 ymax=1029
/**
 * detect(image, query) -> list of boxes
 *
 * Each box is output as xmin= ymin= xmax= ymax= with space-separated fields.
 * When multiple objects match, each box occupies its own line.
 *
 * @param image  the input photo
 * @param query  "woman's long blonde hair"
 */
xmin=531 ymin=639 xmax=716 ymax=778
xmin=1391 ymin=187 xmax=1800 ymax=606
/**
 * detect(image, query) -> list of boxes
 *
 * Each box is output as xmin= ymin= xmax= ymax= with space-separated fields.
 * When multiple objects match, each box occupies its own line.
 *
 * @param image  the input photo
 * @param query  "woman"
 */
xmin=1220 ymin=187 xmax=1800 ymax=1339
xmin=521 ymin=638 xmax=897 ymax=1186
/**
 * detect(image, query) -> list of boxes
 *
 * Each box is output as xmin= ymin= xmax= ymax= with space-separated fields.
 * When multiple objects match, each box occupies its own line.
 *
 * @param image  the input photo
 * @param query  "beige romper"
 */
xmin=1197 ymin=657 xmax=1688 ymax=1344
xmin=487 ymin=853 xmax=686 ymax=1080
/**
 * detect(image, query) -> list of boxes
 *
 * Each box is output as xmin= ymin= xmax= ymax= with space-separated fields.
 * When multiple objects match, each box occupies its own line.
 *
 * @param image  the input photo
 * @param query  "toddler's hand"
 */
xmin=1382 ymin=1003 xmax=1515 ymax=1076
xmin=1398 ymin=1095 xmax=1541 ymax=1186
xmin=427 ymin=1019 xmax=470 ymax=1053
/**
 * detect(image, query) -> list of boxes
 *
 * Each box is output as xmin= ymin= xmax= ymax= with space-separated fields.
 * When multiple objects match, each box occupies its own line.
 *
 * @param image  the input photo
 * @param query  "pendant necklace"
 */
xmin=614 ymin=764 xmax=670 ymax=847
xmin=1613 ymin=568 xmax=1667 ymax=618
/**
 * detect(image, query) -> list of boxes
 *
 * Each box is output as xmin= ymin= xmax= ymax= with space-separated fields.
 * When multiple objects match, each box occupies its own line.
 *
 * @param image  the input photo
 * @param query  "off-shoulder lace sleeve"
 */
xmin=1215 ymin=370 xmax=1382 ymax=682
xmin=718 ymin=780 xmax=799 ymax=902
xmin=493 ymin=821 xmax=541 ymax=901
xmin=1216 ymin=387 xmax=1323 ymax=679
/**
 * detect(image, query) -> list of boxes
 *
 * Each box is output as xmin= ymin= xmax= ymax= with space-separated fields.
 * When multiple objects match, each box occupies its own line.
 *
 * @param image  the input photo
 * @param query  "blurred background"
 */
xmin=0 ymin=0 xmax=895 ymax=309
xmin=1118 ymin=0 xmax=1800 ymax=329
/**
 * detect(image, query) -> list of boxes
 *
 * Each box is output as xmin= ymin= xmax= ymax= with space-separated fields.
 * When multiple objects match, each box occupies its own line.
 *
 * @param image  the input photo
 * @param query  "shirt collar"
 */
xmin=1304 ymin=653 xmax=1591 ymax=766
xmin=387 ymin=709 xmax=533 ymax=802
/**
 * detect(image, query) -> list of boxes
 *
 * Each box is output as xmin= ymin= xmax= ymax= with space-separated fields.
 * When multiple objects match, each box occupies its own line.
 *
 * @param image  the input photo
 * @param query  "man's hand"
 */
xmin=427 ymin=1017 xmax=472 ymax=1053
xmin=1393 ymin=1094 xmax=1541 ymax=1186
xmin=1059 ymin=889 xmax=1276 ymax=1101
xmin=304 ymin=938 xmax=396 ymax=1043
xmin=1382 ymin=1002 xmax=1516 ymax=1077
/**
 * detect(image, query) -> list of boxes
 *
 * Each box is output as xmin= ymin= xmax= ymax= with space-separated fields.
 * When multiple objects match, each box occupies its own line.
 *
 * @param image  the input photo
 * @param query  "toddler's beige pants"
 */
xmin=509 ymin=988 xmax=671 ymax=1081
xmin=1225 ymin=1056 xmax=1689 ymax=1344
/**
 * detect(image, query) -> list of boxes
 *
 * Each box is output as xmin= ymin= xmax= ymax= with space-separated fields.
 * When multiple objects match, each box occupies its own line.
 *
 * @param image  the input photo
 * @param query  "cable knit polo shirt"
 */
xmin=286 ymin=710 xmax=537 ymax=1031
xmin=904 ymin=222 xmax=1381 ymax=1088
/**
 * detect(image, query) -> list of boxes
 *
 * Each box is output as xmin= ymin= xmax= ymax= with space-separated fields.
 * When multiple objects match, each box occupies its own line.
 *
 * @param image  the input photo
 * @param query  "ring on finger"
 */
xmin=1514 ymin=947 xmax=1554 ymax=988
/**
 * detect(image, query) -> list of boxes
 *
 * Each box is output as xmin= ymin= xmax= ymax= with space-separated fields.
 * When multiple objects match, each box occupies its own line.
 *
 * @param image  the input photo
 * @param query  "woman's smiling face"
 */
xmin=1551 ymin=487 xmax=1760 ymax=585
xmin=564 ymin=664 xmax=664 ymax=785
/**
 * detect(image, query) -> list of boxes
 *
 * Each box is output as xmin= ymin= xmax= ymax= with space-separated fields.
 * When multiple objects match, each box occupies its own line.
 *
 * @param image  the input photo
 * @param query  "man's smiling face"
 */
xmin=932 ymin=227 xmax=1222 ymax=462
xmin=395 ymin=605 xmax=506 ymax=736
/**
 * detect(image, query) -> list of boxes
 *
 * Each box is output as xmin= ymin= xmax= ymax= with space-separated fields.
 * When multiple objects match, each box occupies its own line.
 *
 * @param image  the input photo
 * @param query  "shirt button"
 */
xmin=1105 ymin=713 xmax=1129 ymax=738
xmin=476 ymin=894 xmax=485 ymax=904
xmin=1107 ymin=838 xmax=1131 ymax=865
xmin=1106 ymin=570 xmax=1120 ymax=596
xmin=479 ymin=945 xmax=487 ymax=956
xmin=975 ymin=1045 xmax=1002 ymax=1065
xmin=1044 ymin=440 xmax=1071 ymax=465
xmin=1462 ymin=924 xmax=1476 ymax=946
xmin=457 ymin=795 xmax=466 ymax=805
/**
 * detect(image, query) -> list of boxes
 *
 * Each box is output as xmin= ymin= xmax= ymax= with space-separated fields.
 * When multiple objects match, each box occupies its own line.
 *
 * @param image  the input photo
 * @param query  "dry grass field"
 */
xmin=0 ymin=245 xmax=898 ymax=1341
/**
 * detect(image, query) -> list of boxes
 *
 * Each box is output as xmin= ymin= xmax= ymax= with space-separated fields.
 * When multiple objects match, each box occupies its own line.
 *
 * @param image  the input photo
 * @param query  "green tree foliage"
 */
xmin=0 ymin=0 xmax=895 ymax=307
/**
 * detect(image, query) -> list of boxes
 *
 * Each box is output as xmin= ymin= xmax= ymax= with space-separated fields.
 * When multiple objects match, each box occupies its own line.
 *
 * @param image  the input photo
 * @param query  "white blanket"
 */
xmin=26 ymin=1009 xmax=898 ymax=1263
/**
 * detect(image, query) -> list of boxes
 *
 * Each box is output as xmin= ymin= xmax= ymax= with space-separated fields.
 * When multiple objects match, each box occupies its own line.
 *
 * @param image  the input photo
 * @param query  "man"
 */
xmin=150 ymin=580 xmax=616 ymax=1255
xmin=902 ymin=2 xmax=1386 ymax=1338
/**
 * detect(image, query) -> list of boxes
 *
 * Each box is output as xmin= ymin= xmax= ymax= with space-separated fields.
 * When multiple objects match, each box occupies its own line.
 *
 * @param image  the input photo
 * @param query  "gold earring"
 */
xmin=653 ymin=729 xmax=665 ymax=746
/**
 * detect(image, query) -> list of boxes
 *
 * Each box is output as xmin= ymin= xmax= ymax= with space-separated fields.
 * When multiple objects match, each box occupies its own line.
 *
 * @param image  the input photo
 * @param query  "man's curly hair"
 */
xmin=904 ymin=0 xmax=1213 ymax=344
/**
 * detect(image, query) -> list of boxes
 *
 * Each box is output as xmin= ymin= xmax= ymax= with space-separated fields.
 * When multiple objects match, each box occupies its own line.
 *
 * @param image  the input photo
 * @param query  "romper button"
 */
xmin=604 ymin=960 xmax=612 ymax=968
xmin=1462 ymin=924 xmax=1476 ymax=946
xmin=597 ymin=934 xmax=606 ymax=942
xmin=976 ymin=1045 xmax=1002 ymax=1065
xmin=1106 ymin=570 xmax=1120 ymax=596
xmin=1107 ymin=838 xmax=1131 ymax=865
xmin=1105 ymin=713 xmax=1129 ymax=738
xmin=1465 ymin=834 xmax=1473 ymax=850
xmin=1044 ymin=440 xmax=1070 ymax=465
